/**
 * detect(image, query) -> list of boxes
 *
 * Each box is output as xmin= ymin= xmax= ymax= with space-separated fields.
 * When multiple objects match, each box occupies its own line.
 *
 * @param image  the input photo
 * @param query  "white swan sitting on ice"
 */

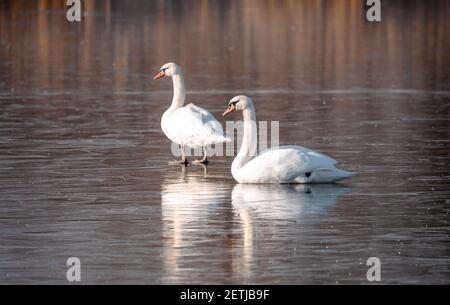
xmin=222 ymin=95 xmax=356 ymax=183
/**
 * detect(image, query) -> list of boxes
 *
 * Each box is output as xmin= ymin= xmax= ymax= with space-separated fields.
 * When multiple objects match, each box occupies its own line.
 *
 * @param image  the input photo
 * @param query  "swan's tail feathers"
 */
xmin=334 ymin=168 xmax=357 ymax=181
xmin=304 ymin=168 xmax=357 ymax=183
xmin=215 ymin=136 xmax=232 ymax=143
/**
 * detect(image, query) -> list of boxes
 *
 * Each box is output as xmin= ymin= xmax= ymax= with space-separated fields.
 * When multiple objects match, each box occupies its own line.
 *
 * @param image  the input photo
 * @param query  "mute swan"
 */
xmin=222 ymin=95 xmax=356 ymax=183
xmin=154 ymin=62 xmax=230 ymax=164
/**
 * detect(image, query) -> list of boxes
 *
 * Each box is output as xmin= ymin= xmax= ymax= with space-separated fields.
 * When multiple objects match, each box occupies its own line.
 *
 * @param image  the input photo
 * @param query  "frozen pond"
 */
xmin=0 ymin=0 xmax=449 ymax=284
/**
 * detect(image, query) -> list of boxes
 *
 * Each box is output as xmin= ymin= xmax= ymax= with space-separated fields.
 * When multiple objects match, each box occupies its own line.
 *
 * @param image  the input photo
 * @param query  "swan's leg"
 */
xmin=180 ymin=144 xmax=189 ymax=165
xmin=193 ymin=147 xmax=209 ymax=164
xmin=169 ymin=145 xmax=189 ymax=165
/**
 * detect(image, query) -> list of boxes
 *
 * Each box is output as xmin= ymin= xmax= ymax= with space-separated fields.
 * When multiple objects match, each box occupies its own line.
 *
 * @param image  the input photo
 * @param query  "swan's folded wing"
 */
xmin=238 ymin=146 xmax=337 ymax=183
xmin=185 ymin=103 xmax=210 ymax=117
xmin=166 ymin=103 xmax=227 ymax=146
xmin=185 ymin=103 xmax=225 ymax=135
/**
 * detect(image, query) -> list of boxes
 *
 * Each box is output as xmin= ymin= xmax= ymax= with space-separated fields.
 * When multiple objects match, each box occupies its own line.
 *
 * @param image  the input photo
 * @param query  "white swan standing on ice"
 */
xmin=222 ymin=95 xmax=356 ymax=183
xmin=154 ymin=62 xmax=230 ymax=164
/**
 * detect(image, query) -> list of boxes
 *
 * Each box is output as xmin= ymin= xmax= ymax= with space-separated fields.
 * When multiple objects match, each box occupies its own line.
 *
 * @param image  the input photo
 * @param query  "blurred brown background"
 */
xmin=0 ymin=0 xmax=449 ymax=94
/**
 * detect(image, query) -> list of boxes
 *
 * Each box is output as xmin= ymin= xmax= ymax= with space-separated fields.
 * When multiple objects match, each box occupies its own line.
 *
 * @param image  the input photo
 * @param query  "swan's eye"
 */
xmin=161 ymin=67 xmax=168 ymax=72
xmin=229 ymin=101 xmax=238 ymax=107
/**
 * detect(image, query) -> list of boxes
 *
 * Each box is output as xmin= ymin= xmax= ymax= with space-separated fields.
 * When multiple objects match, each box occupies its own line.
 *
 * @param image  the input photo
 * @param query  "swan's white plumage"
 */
xmin=157 ymin=63 xmax=230 ymax=152
xmin=162 ymin=103 xmax=229 ymax=148
xmin=226 ymin=95 xmax=356 ymax=184
xmin=233 ymin=145 xmax=354 ymax=184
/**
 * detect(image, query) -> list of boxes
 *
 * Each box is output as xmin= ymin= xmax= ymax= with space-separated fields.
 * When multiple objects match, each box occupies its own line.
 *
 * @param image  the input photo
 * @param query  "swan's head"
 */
xmin=223 ymin=95 xmax=253 ymax=116
xmin=153 ymin=62 xmax=180 ymax=80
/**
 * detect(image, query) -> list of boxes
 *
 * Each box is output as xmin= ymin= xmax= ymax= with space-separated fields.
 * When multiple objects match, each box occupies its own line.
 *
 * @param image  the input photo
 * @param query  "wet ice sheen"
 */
xmin=0 ymin=1 xmax=449 ymax=284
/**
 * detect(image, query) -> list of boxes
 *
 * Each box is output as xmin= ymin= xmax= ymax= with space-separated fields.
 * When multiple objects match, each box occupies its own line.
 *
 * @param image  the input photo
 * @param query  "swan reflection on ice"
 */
xmin=160 ymin=170 xmax=350 ymax=283
xmin=160 ymin=173 xmax=230 ymax=282
xmin=231 ymin=184 xmax=350 ymax=219
xmin=230 ymin=184 xmax=350 ymax=280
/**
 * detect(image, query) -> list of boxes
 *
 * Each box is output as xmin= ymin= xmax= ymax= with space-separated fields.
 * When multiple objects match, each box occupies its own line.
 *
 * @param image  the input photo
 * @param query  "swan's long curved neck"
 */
xmin=232 ymin=105 xmax=258 ymax=177
xmin=169 ymin=73 xmax=186 ymax=110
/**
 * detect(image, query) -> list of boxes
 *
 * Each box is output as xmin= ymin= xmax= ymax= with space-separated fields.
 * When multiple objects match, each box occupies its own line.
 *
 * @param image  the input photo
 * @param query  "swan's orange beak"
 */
xmin=223 ymin=105 xmax=236 ymax=116
xmin=153 ymin=70 xmax=165 ymax=80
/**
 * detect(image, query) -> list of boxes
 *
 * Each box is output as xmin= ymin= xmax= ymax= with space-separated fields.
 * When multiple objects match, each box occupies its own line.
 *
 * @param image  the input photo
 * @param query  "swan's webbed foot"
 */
xmin=193 ymin=147 xmax=209 ymax=165
xmin=193 ymin=157 xmax=209 ymax=165
xmin=168 ymin=158 xmax=189 ymax=166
